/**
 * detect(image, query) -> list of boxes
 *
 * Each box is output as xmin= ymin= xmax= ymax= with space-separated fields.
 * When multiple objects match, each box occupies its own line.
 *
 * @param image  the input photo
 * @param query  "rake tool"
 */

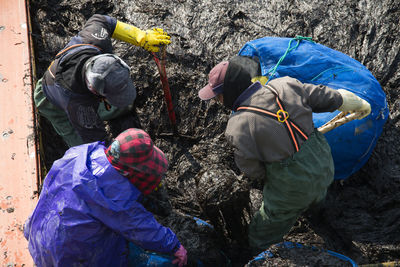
xmin=152 ymin=46 xmax=198 ymax=142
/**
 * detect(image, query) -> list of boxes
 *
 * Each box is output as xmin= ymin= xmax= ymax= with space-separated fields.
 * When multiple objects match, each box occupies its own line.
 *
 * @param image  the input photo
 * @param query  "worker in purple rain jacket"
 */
xmin=24 ymin=128 xmax=187 ymax=267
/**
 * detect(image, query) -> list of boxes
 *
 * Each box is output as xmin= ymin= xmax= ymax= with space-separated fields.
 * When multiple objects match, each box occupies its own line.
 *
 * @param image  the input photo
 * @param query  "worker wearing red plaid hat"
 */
xmin=24 ymin=128 xmax=187 ymax=267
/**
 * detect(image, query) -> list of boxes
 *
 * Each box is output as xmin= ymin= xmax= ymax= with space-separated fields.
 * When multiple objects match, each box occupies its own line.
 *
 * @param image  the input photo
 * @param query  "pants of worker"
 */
xmin=248 ymin=130 xmax=334 ymax=254
xmin=34 ymin=78 xmax=132 ymax=147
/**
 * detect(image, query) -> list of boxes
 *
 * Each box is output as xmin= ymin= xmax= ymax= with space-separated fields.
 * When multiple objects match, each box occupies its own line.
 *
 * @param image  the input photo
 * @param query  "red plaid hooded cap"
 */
xmin=105 ymin=128 xmax=168 ymax=195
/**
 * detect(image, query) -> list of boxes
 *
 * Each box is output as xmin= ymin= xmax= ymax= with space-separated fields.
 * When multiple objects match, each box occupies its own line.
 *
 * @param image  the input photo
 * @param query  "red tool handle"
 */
xmin=152 ymin=47 xmax=177 ymax=132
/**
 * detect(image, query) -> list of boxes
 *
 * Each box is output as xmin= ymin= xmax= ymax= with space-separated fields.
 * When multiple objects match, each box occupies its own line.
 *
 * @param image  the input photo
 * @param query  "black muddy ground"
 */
xmin=29 ymin=0 xmax=400 ymax=266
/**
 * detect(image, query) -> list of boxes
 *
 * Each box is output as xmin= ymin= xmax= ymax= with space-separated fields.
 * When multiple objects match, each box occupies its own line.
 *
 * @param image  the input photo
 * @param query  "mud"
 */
xmin=29 ymin=0 xmax=400 ymax=266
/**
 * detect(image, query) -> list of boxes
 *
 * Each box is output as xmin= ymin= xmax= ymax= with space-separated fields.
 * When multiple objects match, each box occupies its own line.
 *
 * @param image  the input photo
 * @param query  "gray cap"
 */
xmin=85 ymin=54 xmax=136 ymax=107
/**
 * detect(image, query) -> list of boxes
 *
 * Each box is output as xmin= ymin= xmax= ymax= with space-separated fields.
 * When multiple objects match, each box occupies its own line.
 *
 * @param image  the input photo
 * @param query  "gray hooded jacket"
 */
xmin=225 ymin=76 xmax=343 ymax=180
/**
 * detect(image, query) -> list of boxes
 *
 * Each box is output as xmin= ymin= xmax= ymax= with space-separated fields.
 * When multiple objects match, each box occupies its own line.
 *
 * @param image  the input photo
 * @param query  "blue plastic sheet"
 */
xmin=238 ymin=36 xmax=389 ymax=179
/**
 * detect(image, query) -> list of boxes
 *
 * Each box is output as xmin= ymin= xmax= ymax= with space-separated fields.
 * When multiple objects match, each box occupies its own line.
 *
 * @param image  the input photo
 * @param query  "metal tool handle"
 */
xmin=152 ymin=46 xmax=177 ymax=134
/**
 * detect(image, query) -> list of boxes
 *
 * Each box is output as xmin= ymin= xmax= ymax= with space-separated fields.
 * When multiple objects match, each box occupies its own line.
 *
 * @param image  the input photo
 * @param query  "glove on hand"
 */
xmin=141 ymin=28 xmax=171 ymax=52
xmin=251 ymin=76 xmax=269 ymax=85
xmin=172 ymin=245 xmax=187 ymax=267
xmin=112 ymin=21 xmax=171 ymax=52
xmin=338 ymin=89 xmax=371 ymax=119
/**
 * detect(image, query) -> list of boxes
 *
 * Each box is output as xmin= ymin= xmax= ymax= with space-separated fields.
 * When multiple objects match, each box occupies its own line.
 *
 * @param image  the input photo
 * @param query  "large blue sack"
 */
xmin=238 ymin=36 xmax=389 ymax=180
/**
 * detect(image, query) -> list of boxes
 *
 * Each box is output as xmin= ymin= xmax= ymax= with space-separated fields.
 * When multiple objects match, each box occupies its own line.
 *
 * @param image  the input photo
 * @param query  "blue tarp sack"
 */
xmin=238 ymin=36 xmax=389 ymax=179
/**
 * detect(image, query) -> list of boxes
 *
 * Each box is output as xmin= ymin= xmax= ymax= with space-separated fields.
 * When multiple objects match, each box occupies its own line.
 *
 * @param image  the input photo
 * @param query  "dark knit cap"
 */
xmin=223 ymin=56 xmax=261 ymax=110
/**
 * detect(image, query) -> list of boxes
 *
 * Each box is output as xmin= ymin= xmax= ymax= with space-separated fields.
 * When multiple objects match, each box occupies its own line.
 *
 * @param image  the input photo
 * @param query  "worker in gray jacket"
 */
xmin=198 ymin=56 xmax=371 ymax=254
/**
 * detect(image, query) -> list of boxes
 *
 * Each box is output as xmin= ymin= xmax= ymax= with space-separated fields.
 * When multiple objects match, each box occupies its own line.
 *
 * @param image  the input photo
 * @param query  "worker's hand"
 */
xmin=172 ymin=245 xmax=187 ymax=267
xmin=141 ymin=28 xmax=171 ymax=52
xmin=338 ymin=89 xmax=371 ymax=119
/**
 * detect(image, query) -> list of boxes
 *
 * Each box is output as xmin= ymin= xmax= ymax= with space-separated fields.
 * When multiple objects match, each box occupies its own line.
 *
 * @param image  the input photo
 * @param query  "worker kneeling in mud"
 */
xmin=198 ymin=56 xmax=371 ymax=254
xmin=34 ymin=14 xmax=171 ymax=147
xmin=24 ymin=128 xmax=187 ymax=267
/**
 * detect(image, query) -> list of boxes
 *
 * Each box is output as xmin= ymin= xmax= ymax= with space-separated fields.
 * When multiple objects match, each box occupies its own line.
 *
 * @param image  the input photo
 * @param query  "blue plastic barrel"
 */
xmin=128 ymin=242 xmax=176 ymax=267
xmin=247 ymin=241 xmax=358 ymax=266
xmin=128 ymin=216 xmax=217 ymax=267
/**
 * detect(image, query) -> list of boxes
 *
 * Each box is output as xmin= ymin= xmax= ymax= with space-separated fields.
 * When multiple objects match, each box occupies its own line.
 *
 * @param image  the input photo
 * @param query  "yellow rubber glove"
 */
xmin=337 ymin=89 xmax=371 ymax=119
xmin=112 ymin=20 xmax=171 ymax=52
xmin=251 ymin=76 xmax=269 ymax=85
xmin=142 ymin=28 xmax=171 ymax=52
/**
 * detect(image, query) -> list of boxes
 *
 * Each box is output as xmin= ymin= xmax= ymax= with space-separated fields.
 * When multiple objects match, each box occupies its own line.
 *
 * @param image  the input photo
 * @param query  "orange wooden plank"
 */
xmin=0 ymin=0 xmax=38 ymax=266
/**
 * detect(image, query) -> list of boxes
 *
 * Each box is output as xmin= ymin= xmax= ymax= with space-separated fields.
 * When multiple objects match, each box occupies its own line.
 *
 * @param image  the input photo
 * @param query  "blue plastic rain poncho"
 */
xmin=24 ymin=142 xmax=179 ymax=267
xmin=238 ymin=36 xmax=389 ymax=179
